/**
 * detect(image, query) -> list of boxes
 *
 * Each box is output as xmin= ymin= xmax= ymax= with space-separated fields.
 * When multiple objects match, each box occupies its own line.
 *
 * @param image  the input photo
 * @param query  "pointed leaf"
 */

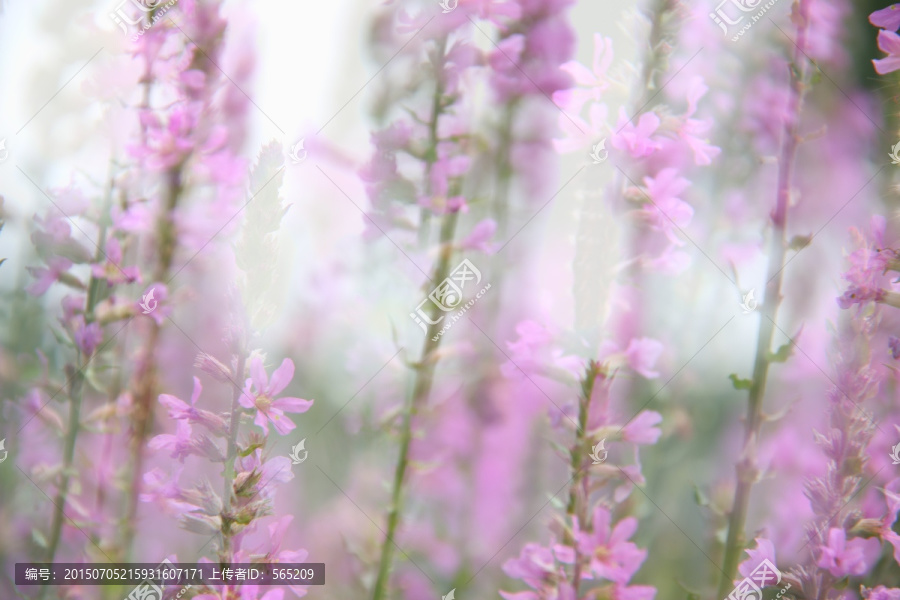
xmin=765 ymin=342 xmax=794 ymax=363
xmin=729 ymin=373 xmax=753 ymax=390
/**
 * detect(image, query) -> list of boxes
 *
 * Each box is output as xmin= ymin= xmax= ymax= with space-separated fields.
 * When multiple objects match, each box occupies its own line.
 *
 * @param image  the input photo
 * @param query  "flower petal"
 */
xmin=250 ymin=356 xmax=268 ymax=391
xmin=273 ymin=397 xmax=314 ymax=414
xmin=268 ymin=358 xmax=295 ymax=396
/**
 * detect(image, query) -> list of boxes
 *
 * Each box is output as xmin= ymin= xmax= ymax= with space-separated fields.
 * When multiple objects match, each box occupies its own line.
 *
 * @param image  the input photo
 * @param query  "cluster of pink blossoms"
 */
xmin=500 ymin=320 xmax=662 ymax=599
xmin=143 ymin=353 xmax=312 ymax=598
xmin=552 ymin=33 xmax=719 ymax=274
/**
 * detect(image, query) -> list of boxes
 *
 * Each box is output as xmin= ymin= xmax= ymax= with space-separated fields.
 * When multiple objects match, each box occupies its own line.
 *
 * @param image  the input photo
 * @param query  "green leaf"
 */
xmin=729 ymin=373 xmax=753 ymax=390
xmin=32 ymin=528 xmax=48 ymax=549
xmin=692 ymin=483 xmax=709 ymax=507
xmin=238 ymin=440 xmax=265 ymax=457
xmin=766 ymin=342 xmax=794 ymax=363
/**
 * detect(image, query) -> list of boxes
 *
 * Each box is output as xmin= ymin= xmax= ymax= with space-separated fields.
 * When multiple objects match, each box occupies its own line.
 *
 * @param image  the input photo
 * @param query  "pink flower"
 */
xmin=74 ymin=318 xmax=103 ymax=356
xmin=148 ymin=420 xmax=223 ymax=463
xmin=237 ymin=450 xmax=294 ymax=499
xmin=240 ymin=357 xmax=313 ymax=435
xmin=880 ymin=478 xmax=900 ymax=564
xmin=256 ymin=515 xmax=310 ymax=597
xmin=90 ymin=237 xmax=140 ymax=286
xmin=838 ymin=218 xmax=889 ymax=309
xmin=639 ymin=169 xmax=693 ymax=246
xmin=889 ymin=336 xmax=900 ymax=360
xmin=149 ymin=420 xmax=194 ymax=462
xmin=140 ymin=466 xmax=197 ymax=516
xmin=622 ymin=411 xmax=662 ymax=445
xmin=737 ymin=538 xmax=779 ymax=586
xmin=26 ymin=257 xmax=73 ymax=296
xmin=623 ymin=338 xmax=664 ymax=379
xmin=500 ymin=542 xmax=572 ymax=600
xmin=429 ymin=147 xmax=471 ymax=198
xmin=553 ymin=34 xmax=614 ymax=113
xmin=158 ymin=376 xmax=228 ymax=436
xmin=873 ymin=30 xmax=900 ymax=75
xmin=815 ymin=528 xmax=880 ymax=578
xmin=863 ymin=586 xmax=900 ymax=600
xmin=678 ymin=77 xmax=721 ymax=166
xmin=563 ymin=506 xmax=648 ymax=583
xmin=459 ymin=218 xmax=499 ymax=253
xmin=129 ymin=105 xmax=199 ymax=170
xmin=598 ymin=337 xmax=664 ymax=379
xmin=611 ymin=110 xmax=661 ymax=158
xmin=553 ymin=102 xmax=608 ymax=154
xmin=611 ymin=583 xmax=657 ymax=600
xmin=871 ymin=5 xmax=900 ymax=31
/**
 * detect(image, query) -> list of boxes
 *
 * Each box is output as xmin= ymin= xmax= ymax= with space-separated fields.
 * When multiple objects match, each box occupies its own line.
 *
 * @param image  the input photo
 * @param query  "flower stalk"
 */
xmin=717 ymin=5 xmax=811 ymax=595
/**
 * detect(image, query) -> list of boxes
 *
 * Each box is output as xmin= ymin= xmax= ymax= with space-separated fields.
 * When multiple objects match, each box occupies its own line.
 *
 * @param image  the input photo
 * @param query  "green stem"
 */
xmin=371 ymin=212 xmax=460 ymax=600
xmin=563 ymin=364 xmax=599 ymax=595
xmin=42 ymin=369 xmax=84 ymax=573
xmin=716 ymin=10 xmax=808 ymax=597
xmin=41 ymin=179 xmax=115 ymax=598
xmin=221 ymin=353 xmax=247 ymax=559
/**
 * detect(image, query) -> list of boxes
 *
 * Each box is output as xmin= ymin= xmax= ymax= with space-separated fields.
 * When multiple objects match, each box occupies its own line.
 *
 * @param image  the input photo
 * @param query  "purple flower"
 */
xmin=871 ymin=5 xmax=900 ymax=31
xmin=90 ymin=237 xmax=140 ymax=286
xmin=678 ymin=77 xmax=721 ymax=166
xmin=815 ymin=528 xmax=880 ymax=578
xmin=640 ymin=168 xmax=693 ymax=246
xmin=880 ymin=478 xmax=900 ymax=564
xmin=553 ymin=33 xmax=614 ymax=113
xmin=622 ymin=411 xmax=663 ymax=445
xmin=611 ymin=583 xmax=657 ymax=600
xmin=863 ymin=586 xmax=900 ymax=600
xmin=149 ymin=420 xmax=223 ymax=463
xmin=240 ymin=357 xmax=313 ymax=435
xmin=597 ymin=337 xmax=664 ymax=379
xmin=26 ymin=257 xmax=73 ymax=296
xmin=611 ymin=110 xmax=661 ymax=158
xmin=563 ymin=506 xmax=648 ymax=583
xmin=737 ymin=538 xmax=779 ymax=586
xmin=500 ymin=542 xmax=573 ymax=600
xmin=158 ymin=376 xmax=228 ymax=436
xmin=149 ymin=420 xmax=194 ymax=462
xmin=458 ymin=218 xmax=499 ymax=253
xmin=874 ymin=30 xmax=900 ymax=75
xmin=74 ymin=318 xmax=103 ymax=356
xmin=889 ymin=336 xmax=900 ymax=360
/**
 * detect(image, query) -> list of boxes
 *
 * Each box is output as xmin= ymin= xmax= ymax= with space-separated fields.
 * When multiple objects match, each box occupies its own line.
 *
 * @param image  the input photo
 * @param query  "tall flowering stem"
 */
xmin=499 ymin=327 xmax=663 ymax=599
xmin=41 ymin=173 xmax=124 ymax=578
xmin=717 ymin=3 xmax=811 ymax=595
xmin=372 ymin=211 xmax=459 ymax=600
